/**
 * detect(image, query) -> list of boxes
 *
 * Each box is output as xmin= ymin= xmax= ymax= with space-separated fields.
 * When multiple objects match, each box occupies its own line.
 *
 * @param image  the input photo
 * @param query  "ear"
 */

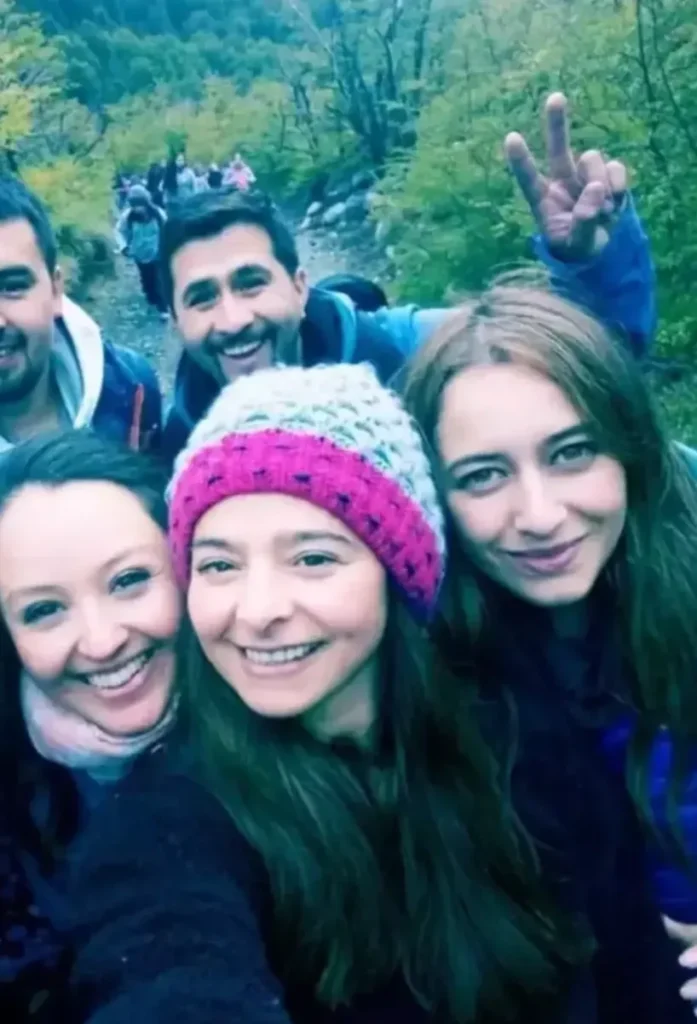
xmin=293 ymin=267 xmax=309 ymax=310
xmin=51 ymin=265 xmax=64 ymax=318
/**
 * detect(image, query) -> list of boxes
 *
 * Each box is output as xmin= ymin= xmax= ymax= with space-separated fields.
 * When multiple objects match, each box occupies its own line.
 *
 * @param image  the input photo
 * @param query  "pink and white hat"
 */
xmin=167 ymin=364 xmax=445 ymax=620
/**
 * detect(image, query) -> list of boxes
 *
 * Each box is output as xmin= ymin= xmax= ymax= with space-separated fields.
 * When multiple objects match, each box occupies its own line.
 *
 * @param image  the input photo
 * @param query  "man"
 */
xmin=161 ymin=93 xmax=656 ymax=463
xmin=0 ymin=176 xmax=161 ymax=452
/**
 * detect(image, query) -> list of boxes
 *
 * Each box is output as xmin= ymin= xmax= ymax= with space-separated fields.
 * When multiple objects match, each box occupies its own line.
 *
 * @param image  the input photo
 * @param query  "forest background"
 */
xmin=2 ymin=0 xmax=696 ymax=435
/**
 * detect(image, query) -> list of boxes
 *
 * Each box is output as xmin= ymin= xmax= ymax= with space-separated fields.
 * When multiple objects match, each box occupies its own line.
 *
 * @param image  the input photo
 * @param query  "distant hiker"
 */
xmin=223 ymin=153 xmax=256 ymax=192
xmin=208 ymin=163 xmax=223 ymax=190
xmin=163 ymin=157 xmax=179 ymax=206
xmin=0 ymin=175 xmax=161 ymax=453
xmin=193 ymin=165 xmax=209 ymax=194
xmin=116 ymin=185 xmax=169 ymax=320
xmin=146 ymin=162 xmax=165 ymax=210
xmin=175 ymin=154 xmax=197 ymax=200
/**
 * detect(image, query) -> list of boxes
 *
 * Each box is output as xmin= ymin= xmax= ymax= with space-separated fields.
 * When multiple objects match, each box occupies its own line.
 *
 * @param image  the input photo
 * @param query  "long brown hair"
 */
xmin=177 ymin=588 xmax=586 ymax=1020
xmin=401 ymin=272 xmax=697 ymax=834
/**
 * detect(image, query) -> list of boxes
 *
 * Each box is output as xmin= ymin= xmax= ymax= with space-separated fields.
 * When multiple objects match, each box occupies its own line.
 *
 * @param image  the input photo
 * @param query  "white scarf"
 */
xmin=21 ymin=670 xmax=177 ymax=783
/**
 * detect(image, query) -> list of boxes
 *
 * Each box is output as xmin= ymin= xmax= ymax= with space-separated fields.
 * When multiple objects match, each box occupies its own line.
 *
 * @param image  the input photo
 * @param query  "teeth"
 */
xmin=86 ymin=651 xmax=151 ymax=690
xmin=221 ymin=341 xmax=261 ymax=358
xmin=244 ymin=643 xmax=320 ymax=666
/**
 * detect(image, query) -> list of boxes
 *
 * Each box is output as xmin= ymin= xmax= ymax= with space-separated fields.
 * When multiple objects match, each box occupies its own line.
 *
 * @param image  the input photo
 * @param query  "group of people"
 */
xmin=114 ymin=151 xmax=257 ymax=318
xmin=4 ymin=92 xmax=697 ymax=1023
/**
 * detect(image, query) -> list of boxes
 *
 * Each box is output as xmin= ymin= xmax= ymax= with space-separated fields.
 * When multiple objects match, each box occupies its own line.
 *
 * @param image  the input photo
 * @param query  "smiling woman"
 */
xmin=402 ymin=274 xmax=697 ymax=1001
xmin=0 ymin=429 xmax=181 ymax=1016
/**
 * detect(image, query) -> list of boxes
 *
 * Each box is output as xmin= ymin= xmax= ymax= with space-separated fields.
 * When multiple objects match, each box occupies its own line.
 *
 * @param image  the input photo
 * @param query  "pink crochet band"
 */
xmin=169 ymin=429 xmax=443 ymax=618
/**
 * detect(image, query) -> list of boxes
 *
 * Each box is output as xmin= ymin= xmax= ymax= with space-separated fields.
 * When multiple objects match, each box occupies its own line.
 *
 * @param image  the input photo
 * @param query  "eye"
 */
xmin=294 ymin=552 xmax=339 ymax=569
xmin=452 ymin=466 xmax=507 ymax=495
xmin=195 ymin=559 xmax=238 ymax=576
xmin=0 ymin=278 xmax=31 ymax=297
xmin=111 ymin=568 xmax=152 ymax=593
xmin=239 ymin=280 xmax=266 ymax=296
xmin=552 ymin=441 xmax=597 ymax=467
xmin=21 ymin=599 xmax=63 ymax=626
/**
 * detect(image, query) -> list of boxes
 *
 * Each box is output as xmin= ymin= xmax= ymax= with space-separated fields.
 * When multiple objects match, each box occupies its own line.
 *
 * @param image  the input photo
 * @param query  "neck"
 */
xmin=0 ymin=363 xmax=62 ymax=443
xmin=549 ymin=600 xmax=590 ymax=640
xmin=302 ymin=657 xmax=378 ymax=747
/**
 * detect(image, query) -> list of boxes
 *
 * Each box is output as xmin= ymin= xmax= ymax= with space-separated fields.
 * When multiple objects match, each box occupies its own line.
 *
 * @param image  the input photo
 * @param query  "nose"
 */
xmin=235 ymin=567 xmax=294 ymax=635
xmin=215 ymin=289 xmax=256 ymax=336
xmin=75 ymin=601 xmax=130 ymax=662
xmin=512 ymin=471 xmax=566 ymax=537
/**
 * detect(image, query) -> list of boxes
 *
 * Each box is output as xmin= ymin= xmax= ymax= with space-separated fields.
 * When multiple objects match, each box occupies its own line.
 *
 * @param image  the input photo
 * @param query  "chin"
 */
xmin=89 ymin=694 xmax=172 ymax=739
xmin=516 ymin=576 xmax=595 ymax=608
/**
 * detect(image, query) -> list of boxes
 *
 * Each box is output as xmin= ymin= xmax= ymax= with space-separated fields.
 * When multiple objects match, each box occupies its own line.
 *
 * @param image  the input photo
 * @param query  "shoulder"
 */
xmin=71 ymin=744 xmax=262 ymax=902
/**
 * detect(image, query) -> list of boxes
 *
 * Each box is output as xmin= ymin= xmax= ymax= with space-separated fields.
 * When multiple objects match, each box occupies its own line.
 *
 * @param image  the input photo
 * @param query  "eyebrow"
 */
xmin=5 ymin=545 xmax=160 ymax=601
xmin=230 ymin=264 xmax=271 ymax=285
xmin=192 ymin=530 xmax=355 ymax=552
xmin=182 ymin=278 xmax=219 ymax=306
xmin=446 ymin=424 xmax=591 ymax=474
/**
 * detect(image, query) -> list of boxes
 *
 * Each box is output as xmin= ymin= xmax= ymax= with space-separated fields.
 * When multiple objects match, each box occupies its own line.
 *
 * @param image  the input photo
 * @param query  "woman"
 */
xmin=0 ymin=430 xmax=181 ymax=1015
xmin=68 ymin=364 xmax=688 ymax=1022
xmin=400 ymin=276 xmax=697 ymax=1006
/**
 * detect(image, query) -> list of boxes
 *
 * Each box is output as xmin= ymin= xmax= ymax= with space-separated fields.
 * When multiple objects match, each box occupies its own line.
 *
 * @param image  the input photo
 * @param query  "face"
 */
xmin=438 ymin=363 xmax=627 ymax=607
xmin=172 ymin=223 xmax=309 ymax=385
xmin=0 ymin=482 xmax=181 ymax=737
xmin=188 ymin=493 xmax=387 ymax=739
xmin=176 ymin=154 xmax=185 ymax=169
xmin=0 ymin=219 xmax=62 ymax=404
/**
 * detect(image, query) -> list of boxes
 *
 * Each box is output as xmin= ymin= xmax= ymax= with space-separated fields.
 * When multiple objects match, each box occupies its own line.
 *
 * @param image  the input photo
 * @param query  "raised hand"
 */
xmin=505 ymin=93 xmax=628 ymax=261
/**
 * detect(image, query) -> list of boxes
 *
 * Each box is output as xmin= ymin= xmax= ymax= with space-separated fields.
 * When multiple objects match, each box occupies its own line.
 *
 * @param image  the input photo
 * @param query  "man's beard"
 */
xmin=0 ymin=331 xmax=44 ymax=403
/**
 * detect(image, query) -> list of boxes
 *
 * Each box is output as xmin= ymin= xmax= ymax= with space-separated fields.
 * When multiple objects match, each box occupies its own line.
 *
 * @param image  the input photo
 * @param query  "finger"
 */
xmin=679 ymin=947 xmax=697 ymax=970
xmin=665 ymin=916 xmax=697 ymax=946
xmin=577 ymin=150 xmax=610 ymax=192
xmin=568 ymin=181 xmax=606 ymax=255
xmin=546 ymin=180 xmax=576 ymax=213
xmin=606 ymin=158 xmax=628 ymax=197
xmin=679 ymin=978 xmax=697 ymax=1001
xmin=504 ymin=132 xmax=546 ymax=210
xmin=545 ymin=93 xmax=576 ymax=185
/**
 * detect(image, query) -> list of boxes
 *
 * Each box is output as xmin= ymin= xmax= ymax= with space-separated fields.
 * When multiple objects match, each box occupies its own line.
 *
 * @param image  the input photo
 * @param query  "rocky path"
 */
xmin=83 ymin=222 xmax=382 ymax=397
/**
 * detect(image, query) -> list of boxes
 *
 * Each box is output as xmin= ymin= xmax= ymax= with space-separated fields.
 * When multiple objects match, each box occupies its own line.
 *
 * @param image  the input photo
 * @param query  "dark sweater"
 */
xmin=66 ymin=741 xmax=691 ymax=1024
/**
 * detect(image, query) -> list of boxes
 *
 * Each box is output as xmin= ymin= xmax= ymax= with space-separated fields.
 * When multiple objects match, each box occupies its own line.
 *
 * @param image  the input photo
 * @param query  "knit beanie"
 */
xmin=168 ymin=364 xmax=445 ymax=620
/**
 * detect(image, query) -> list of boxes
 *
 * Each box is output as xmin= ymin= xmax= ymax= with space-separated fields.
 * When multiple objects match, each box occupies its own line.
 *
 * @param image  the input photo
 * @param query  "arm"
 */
xmin=532 ymin=197 xmax=655 ymax=357
xmin=506 ymin=93 xmax=655 ymax=356
xmin=68 ymin=764 xmax=292 ymax=1024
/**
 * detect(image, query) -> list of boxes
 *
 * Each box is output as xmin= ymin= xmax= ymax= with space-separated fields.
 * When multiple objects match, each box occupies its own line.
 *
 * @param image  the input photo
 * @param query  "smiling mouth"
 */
xmin=74 ymin=649 xmax=156 ymax=691
xmin=506 ymin=537 xmax=585 ymax=560
xmin=240 ymin=641 xmax=326 ymax=666
xmin=217 ymin=338 xmax=268 ymax=361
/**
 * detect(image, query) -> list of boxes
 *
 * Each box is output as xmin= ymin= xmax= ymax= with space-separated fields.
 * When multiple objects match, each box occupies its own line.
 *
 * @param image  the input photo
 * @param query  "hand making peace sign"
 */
xmin=505 ymin=93 xmax=628 ymax=261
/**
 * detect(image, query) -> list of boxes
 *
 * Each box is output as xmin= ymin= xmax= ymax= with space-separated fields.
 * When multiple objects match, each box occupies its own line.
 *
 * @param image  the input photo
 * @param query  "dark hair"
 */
xmin=0 ymin=175 xmax=57 ymax=274
xmin=0 ymin=428 xmax=167 ymax=527
xmin=317 ymin=273 xmax=388 ymax=313
xmin=160 ymin=188 xmax=299 ymax=309
xmin=401 ymin=274 xmax=697 ymax=838
xmin=179 ymin=592 xmax=586 ymax=1019
xmin=0 ymin=429 xmax=168 ymax=868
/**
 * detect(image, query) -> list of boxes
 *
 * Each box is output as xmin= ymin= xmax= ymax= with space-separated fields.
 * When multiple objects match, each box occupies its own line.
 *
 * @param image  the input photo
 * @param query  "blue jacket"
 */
xmin=602 ymin=720 xmax=697 ymax=923
xmin=162 ymin=202 xmax=655 ymax=465
xmin=0 ymin=298 xmax=163 ymax=456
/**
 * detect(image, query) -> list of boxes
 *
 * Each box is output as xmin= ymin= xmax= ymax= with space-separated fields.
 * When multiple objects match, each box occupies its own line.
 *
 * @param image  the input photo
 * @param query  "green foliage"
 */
xmin=3 ymin=0 xmax=697 ymax=440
